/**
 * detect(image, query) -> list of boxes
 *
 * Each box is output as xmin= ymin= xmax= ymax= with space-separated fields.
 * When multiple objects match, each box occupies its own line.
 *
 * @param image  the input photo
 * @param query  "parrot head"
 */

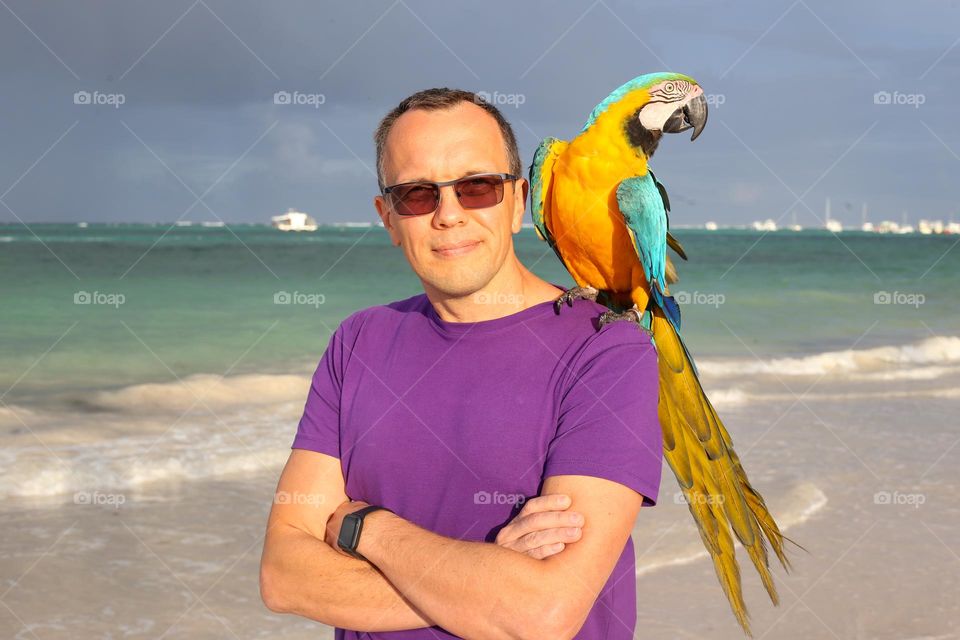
xmin=581 ymin=72 xmax=708 ymax=158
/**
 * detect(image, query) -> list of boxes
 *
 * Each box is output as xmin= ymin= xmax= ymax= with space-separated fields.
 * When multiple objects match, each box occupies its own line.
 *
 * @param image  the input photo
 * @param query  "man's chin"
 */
xmin=421 ymin=271 xmax=492 ymax=300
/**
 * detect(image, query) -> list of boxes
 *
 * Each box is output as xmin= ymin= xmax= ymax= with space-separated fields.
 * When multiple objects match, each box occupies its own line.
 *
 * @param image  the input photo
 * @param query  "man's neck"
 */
xmin=426 ymin=257 xmax=563 ymax=323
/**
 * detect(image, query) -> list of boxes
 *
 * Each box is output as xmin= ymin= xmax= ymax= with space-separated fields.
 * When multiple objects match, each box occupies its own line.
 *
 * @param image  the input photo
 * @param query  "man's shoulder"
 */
xmin=541 ymin=298 xmax=655 ymax=353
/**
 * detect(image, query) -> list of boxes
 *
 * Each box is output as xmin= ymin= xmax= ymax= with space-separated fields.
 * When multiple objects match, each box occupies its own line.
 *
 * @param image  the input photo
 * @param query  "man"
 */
xmin=259 ymin=88 xmax=663 ymax=639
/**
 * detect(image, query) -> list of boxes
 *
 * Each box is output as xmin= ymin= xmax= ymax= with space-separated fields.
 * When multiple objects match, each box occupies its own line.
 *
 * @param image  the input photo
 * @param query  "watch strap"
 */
xmin=338 ymin=505 xmax=393 ymax=560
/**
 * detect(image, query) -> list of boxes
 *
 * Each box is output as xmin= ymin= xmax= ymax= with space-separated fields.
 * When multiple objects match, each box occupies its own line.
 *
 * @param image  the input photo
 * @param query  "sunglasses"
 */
xmin=382 ymin=172 xmax=519 ymax=216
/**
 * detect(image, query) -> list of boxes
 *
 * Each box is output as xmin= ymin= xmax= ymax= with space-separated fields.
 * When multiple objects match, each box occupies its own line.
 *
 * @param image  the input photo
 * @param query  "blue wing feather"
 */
xmin=615 ymin=175 xmax=681 ymax=329
xmin=529 ymin=137 xmax=568 ymax=268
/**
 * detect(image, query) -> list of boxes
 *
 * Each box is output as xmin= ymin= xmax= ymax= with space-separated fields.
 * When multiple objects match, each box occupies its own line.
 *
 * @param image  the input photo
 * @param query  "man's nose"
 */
xmin=432 ymin=184 xmax=467 ymax=227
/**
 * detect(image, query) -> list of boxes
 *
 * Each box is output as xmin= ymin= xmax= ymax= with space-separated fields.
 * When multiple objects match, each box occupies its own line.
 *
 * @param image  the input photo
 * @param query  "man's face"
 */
xmin=374 ymin=102 xmax=527 ymax=299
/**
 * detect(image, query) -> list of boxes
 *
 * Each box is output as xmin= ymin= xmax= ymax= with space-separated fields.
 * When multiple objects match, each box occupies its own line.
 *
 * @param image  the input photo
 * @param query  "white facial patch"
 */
xmin=638 ymin=80 xmax=694 ymax=132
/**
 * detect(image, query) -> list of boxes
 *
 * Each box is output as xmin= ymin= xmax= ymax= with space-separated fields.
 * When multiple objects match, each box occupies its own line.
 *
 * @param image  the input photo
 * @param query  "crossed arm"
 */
xmin=259 ymin=449 xmax=645 ymax=639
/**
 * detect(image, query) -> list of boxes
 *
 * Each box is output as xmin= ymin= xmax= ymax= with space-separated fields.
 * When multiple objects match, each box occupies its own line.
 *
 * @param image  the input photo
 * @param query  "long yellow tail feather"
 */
xmin=650 ymin=307 xmax=794 ymax=636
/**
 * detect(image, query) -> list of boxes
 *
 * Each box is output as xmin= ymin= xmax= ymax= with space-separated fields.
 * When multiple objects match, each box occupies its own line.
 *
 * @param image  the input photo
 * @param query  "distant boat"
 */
xmin=789 ymin=210 xmax=803 ymax=231
xmin=859 ymin=203 xmax=873 ymax=232
xmin=704 ymin=221 xmax=718 ymax=231
xmin=76 ymin=222 xmax=88 ymax=228
xmin=272 ymin=208 xmax=318 ymax=232
xmin=174 ymin=220 xmax=193 ymax=227
xmin=897 ymin=211 xmax=914 ymax=234
xmin=752 ymin=218 xmax=777 ymax=232
xmin=824 ymin=197 xmax=843 ymax=232
xmin=201 ymin=221 xmax=225 ymax=228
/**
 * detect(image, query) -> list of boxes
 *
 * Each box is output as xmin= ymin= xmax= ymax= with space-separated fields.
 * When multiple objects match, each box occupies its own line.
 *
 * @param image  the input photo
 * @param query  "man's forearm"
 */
xmin=261 ymin=523 xmax=437 ymax=631
xmin=357 ymin=511 xmax=560 ymax=640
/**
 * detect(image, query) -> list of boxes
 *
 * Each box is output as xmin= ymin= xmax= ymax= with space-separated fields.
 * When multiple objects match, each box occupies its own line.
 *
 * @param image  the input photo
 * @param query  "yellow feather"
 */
xmin=652 ymin=308 xmax=792 ymax=635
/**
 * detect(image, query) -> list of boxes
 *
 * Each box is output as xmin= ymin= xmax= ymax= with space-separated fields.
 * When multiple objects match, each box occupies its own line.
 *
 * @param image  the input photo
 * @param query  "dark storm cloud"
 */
xmin=1 ymin=0 xmax=958 ymax=224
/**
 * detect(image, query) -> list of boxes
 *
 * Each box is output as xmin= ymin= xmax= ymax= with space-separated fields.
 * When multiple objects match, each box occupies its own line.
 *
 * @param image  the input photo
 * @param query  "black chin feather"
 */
xmin=626 ymin=109 xmax=660 ymax=158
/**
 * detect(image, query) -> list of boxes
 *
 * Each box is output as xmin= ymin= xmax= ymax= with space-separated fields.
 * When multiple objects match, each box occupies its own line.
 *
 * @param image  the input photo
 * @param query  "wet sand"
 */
xmin=2 ymin=360 xmax=958 ymax=639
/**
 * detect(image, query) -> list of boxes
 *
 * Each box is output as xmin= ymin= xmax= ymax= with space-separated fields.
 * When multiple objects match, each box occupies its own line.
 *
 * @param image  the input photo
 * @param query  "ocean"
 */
xmin=1 ymin=223 xmax=958 ymax=638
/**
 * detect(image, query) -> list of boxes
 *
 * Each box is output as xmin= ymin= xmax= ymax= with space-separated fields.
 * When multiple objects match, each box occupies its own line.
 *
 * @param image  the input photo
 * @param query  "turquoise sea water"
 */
xmin=1 ymin=223 xmax=957 ymax=405
xmin=2 ymin=225 xmax=959 ymax=640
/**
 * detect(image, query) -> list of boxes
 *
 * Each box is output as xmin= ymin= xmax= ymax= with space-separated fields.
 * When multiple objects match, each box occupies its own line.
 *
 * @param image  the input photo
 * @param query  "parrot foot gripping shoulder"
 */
xmin=597 ymin=305 xmax=653 ymax=338
xmin=553 ymin=285 xmax=599 ymax=314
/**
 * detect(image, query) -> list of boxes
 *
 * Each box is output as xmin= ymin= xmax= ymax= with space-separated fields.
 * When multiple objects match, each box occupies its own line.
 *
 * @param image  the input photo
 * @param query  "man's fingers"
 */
xmin=518 ymin=493 xmax=571 ymax=517
xmin=516 ymin=510 xmax=584 ymax=537
xmin=498 ymin=524 xmax=582 ymax=554
xmin=520 ymin=526 xmax=582 ymax=551
xmin=497 ymin=508 xmax=584 ymax=547
xmin=525 ymin=542 xmax=565 ymax=560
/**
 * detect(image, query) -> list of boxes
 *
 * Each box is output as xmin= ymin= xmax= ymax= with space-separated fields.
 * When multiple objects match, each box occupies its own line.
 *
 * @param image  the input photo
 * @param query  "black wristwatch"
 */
xmin=337 ymin=505 xmax=393 ymax=561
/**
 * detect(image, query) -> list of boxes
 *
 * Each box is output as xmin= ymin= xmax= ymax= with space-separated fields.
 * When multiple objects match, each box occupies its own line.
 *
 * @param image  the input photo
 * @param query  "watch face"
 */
xmin=338 ymin=514 xmax=362 ymax=554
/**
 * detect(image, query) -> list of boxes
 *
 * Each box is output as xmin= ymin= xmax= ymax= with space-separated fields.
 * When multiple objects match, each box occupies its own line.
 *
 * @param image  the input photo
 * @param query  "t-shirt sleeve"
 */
xmin=291 ymin=319 xmax=352 ymax=458
xmin=543 ymin=322 xmax=663 ymax=506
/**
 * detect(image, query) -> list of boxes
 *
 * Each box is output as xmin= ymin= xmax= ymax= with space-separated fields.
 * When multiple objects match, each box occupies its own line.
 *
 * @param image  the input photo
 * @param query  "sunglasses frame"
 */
xmin=382 ymin=172 xmax=520 ymax=216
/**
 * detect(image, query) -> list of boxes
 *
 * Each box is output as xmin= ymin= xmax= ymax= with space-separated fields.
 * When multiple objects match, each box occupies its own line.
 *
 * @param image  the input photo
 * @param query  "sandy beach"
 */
xmin=3 ymin=331 xmax=958 ymax=639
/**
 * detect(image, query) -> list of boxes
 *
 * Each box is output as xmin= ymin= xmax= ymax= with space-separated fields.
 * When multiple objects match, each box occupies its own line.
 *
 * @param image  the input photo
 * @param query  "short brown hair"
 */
xmin=373 ymin=87 xmax=522 ymax=191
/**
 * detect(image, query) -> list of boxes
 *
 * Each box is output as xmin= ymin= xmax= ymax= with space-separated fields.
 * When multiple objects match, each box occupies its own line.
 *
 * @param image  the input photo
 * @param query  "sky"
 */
xmin=1 ymin=0 xmax=958 ymax=226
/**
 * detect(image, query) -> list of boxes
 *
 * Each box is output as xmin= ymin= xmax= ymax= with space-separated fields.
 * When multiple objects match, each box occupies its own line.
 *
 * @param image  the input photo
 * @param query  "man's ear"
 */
xmin=511 ymin=178 xmax=528 ymax=234
xmin=374 ymin=195 xmax=401 ymax=246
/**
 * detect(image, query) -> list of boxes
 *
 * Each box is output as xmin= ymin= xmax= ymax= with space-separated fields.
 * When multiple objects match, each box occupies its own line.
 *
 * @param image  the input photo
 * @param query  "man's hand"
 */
xmin=325 ymin=494 xmax=583 ymax=561
xmin=496 ymin=493 xmax=583 ymax=559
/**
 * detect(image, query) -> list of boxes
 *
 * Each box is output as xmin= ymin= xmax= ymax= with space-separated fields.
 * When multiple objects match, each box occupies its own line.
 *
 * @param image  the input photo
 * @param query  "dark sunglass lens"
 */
xmin=455 ymin=176 xmax=504 ymax=209
xmin=391 ymin=183 xmax=439 ymax=215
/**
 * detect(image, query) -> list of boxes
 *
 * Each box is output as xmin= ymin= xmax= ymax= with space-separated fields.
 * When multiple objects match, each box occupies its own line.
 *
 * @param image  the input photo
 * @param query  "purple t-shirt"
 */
xmin=292 ymin=290 xmax=663 ymax=639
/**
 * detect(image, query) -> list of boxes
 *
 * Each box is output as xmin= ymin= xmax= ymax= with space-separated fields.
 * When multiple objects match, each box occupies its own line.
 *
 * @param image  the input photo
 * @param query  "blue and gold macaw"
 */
xmin=530 ymin=72 xmax=797 ymax=636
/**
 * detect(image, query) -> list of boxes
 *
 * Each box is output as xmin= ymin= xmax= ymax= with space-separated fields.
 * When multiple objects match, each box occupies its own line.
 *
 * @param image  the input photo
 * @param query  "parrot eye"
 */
xmin=664 ymin=82 xmax=675 ymax=92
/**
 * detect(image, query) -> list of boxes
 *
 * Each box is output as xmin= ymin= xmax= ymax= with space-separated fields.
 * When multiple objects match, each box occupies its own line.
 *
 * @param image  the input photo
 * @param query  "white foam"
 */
xmin=852 ymin=365 xmax=960 ymax=381
xmin=699 ymin=336 xmax=960 ymax=378
xmin=0 ymin=435 xmax=293 ymax=500
xmin=636 ymin=483 xmax=828 ymax=577
xmin=0 ymin=371 xmax=319 ymax=500
xmin=706 ymin=387 xmax=750 ymax=408
xmin=89 ymin=372 xmax=310 ymax=413
xmin=759 ymin=386 xmax=960 ymax=402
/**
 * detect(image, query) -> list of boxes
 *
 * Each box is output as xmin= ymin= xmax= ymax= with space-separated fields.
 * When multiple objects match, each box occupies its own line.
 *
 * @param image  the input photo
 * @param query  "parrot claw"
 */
xmin=553 ymin=286 xmax=599 ymax=314
xmin=597 ymin=307 xmax=650 ymax=336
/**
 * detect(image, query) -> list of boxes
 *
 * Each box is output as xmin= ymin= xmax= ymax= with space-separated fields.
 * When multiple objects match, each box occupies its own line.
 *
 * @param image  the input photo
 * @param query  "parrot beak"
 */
xmin=662 ymin=93 xmax=708 ymax=141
